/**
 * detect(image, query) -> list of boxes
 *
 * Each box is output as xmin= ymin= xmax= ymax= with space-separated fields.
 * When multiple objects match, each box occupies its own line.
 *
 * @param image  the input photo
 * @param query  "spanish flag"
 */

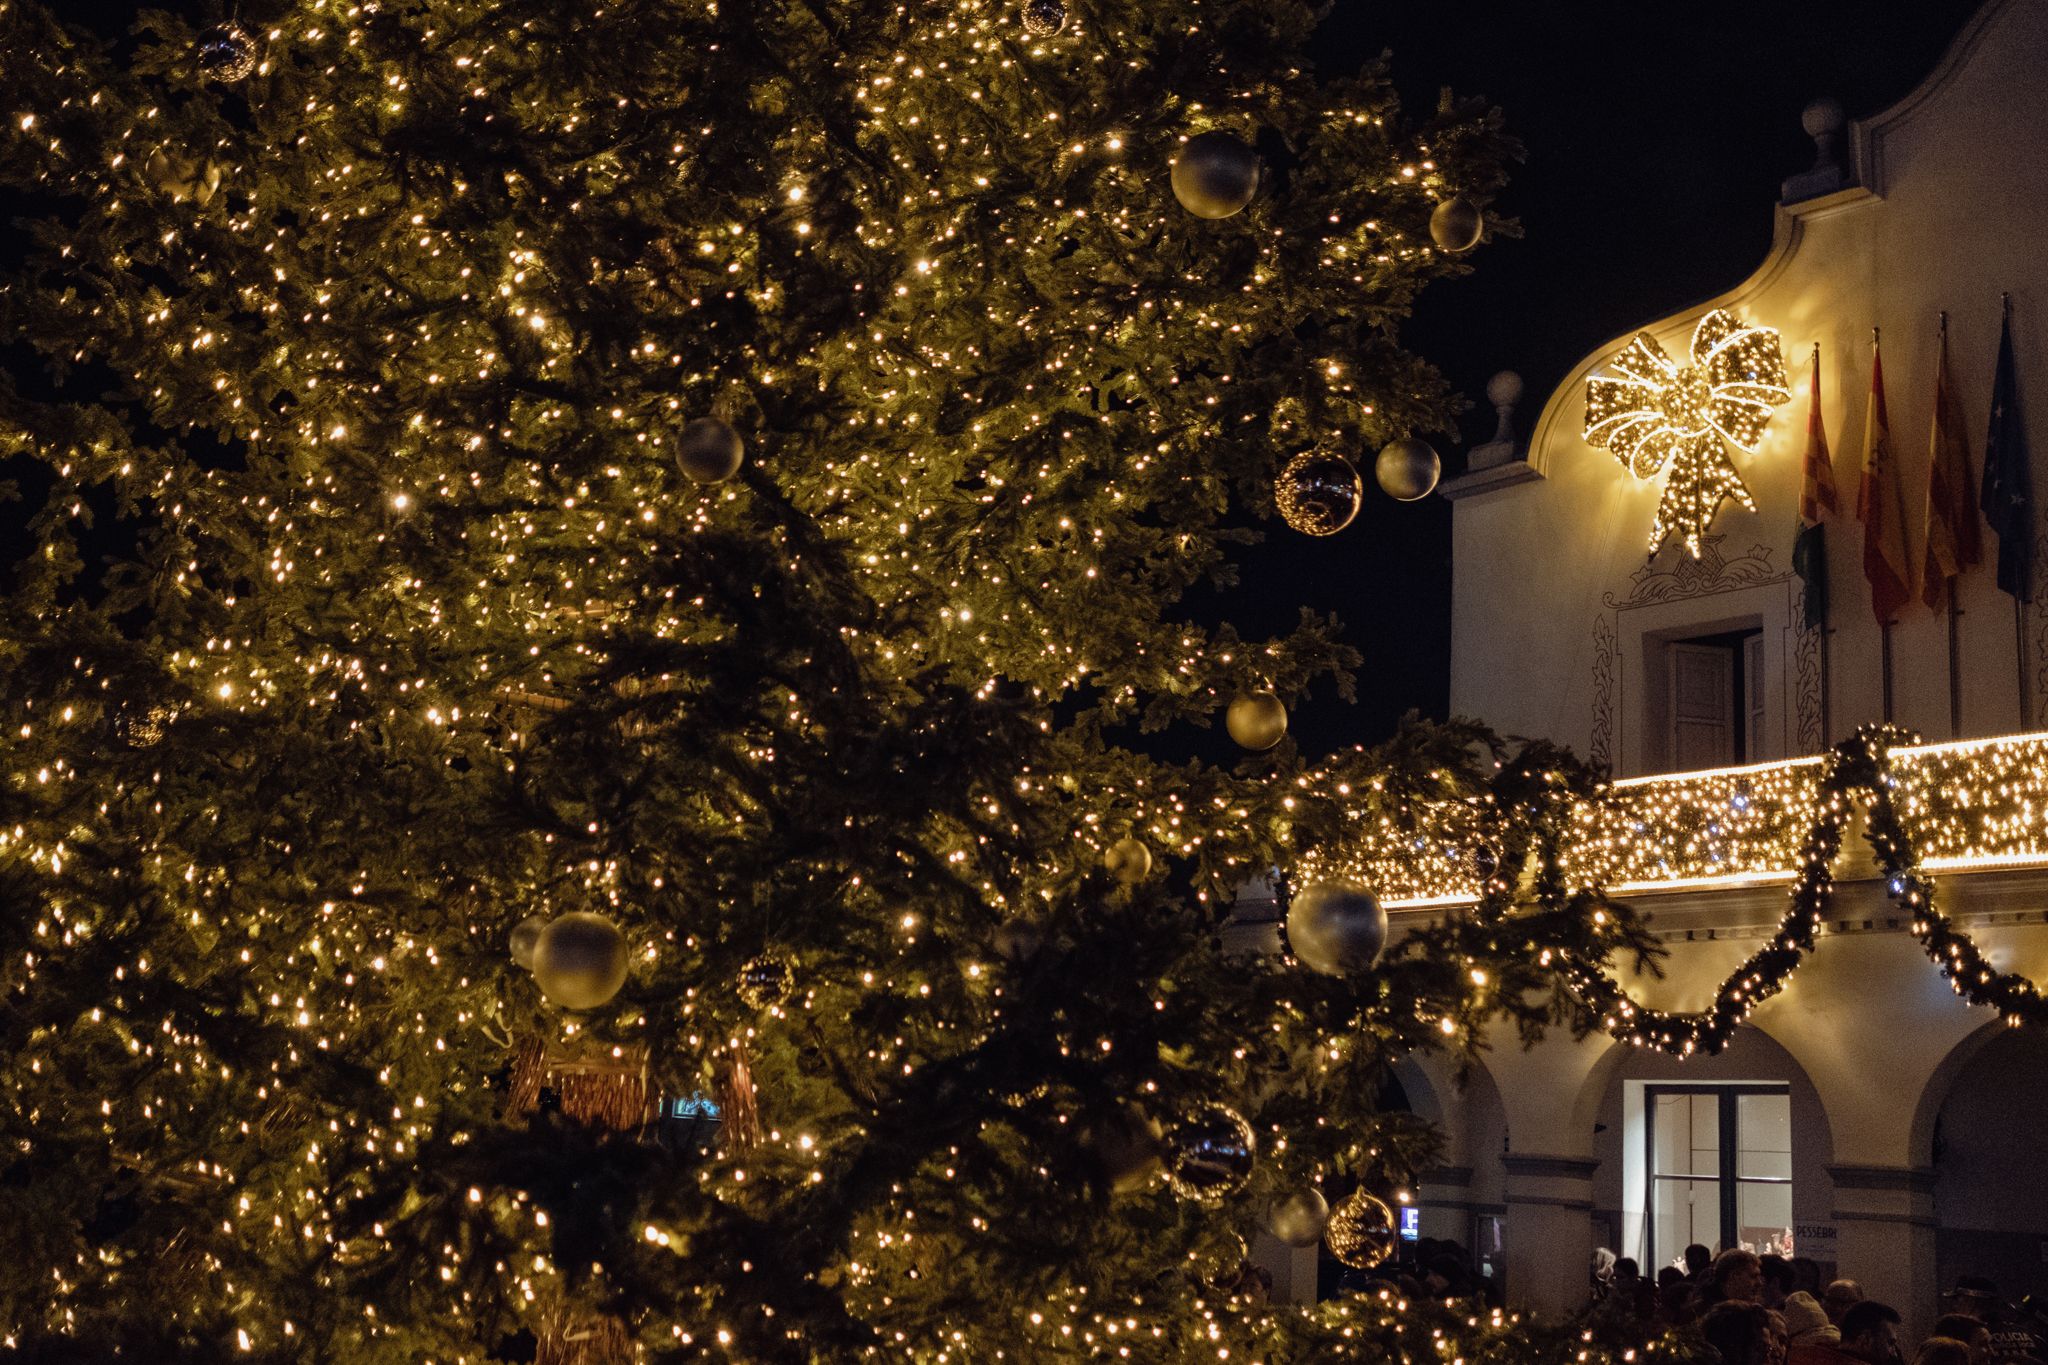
xmin=1857 ymin=337 xmax=1913 ymax=625
xmin=1920 ymin=321 xmax=1982 ymax=609
xmin=1792 ymin=344 xmax=1838 ymax=628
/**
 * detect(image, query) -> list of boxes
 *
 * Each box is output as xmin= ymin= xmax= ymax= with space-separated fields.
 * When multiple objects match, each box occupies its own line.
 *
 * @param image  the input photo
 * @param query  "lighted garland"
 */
xmin=1524 ymin=726 xmax=2048 ymax=1056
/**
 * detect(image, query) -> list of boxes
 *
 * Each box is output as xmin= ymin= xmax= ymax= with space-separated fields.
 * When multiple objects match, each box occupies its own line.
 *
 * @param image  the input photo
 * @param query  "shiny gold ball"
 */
xmin=1164 ymin=1103 xmax=1257 ymax=1202
xmin=197 ymin=23 xmax=258 ymax=82
xmin=1104 ymin=835 xmax=1153 ymax=883
xmin=1171 ymin=132 xmax=1260 ymax=220
xmin=1021 ymin=0 xmax=1067 ymax=35
xmin=738 ymin=953 xmax=795 ymax=1009
xmin=1375 ymin=437 xmax=1441 ymax=502
xmin=1326 ymin=1189 xmax=1399 ymax=1269
xmin=1266 ymin=1187 xmax=1331 ymax=1247
xmin=531 ymin=911 xmax=630 ymax=1011
xmin=676 ymin=417 xmax=744 ymax=483
xmin=1225 ymin=691 xmax=1287 ymax=751
xmin=1285 ymin=881 xmax=1387 ymax=977
xmin=1276 ymin=450 xmax=1363 ymax=536
xmin=1429 ymin=195 xmax=1484 ymax=253
xmin=508 ymin=913 xmax=548 ymax=970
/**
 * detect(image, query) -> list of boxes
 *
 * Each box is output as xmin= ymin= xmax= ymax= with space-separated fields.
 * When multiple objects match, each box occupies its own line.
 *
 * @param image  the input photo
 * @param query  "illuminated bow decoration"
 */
xmin=1584 ymin=308 xmax=1790 ymax=556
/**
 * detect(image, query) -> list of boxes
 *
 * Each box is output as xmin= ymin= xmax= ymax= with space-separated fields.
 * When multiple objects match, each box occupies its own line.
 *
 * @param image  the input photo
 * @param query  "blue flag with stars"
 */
xmin=1982 ymin=309 xmax=2034 ymax=602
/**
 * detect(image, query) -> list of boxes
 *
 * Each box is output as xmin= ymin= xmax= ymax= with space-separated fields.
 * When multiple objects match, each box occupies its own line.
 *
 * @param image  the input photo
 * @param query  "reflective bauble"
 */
xmin=1285 ymin=881 xmax=1387 ymax=977
xmin=1224 ymin=691 xmax=1287 ymax=751
xmin=509 ymin=913 xmax=548 ymax=970
xmin=675 ymin=417 xmax=745 ymax=483
xmin=1165 ymin=1103 xmax=1256 ymax=1202
xmin=738 ymin=953 xmax=795 ymax=1009
xmin=145 ymin=150 xmax=222 ymax=206
xmin=531 ymin=911 xmax=630 ymax=1011
xmin=1021 ymin=0 xmax=1067 ymax=35
xmin=1170 ymin=132 xmax=1260 ymax=220
xmin=1104 ymin=835 xmax=1153 ymax=884
xmin=1375 ymin=436 xmax=1441 ymax=501
xmin=1265 ymin=1187 xmax=1331 ymax=1247
xmin=197 ymin=23 xmax=258 ymax=81
xmin=1471 ymin=844 xmax=1501 ymax=882
xmin=1085 ymin=1104 xmax=1164 ymax=1196
xmin=1326 ymin=1190 xmax=1399 ymax=1269
xmin=1276 ymin=450 xmax=1363 ymax=536
xmin=1429 ymin=196 xmax=1484 ymax=253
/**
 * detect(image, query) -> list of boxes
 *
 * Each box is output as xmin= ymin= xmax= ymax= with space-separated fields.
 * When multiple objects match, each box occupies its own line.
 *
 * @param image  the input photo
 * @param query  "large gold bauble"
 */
xmin=1165 ymin=1103 xmax=1256 ymax=1202
xmin=1276 ymin=450 xmax=1363 ymax=536
xmin=1104 ymin=835 xmax=1153 ymax=883
xmin=1429 ymin=196 xmax=1484 ymax=253
xmin=1326 ymin=1189 xmax=1399 ymax=1269
xmin=676 ymin=417 xmax=745 ymax=483
xmin=1285 ymin=881 xmax=1387 ymax=977
xmin=531 ymin=911 xmax=630 ymax=1011
xmin=1225 ymin=692 xmax=1287 ymax=751
xmin=1171 ymin=132 xmax=1260 ymax=220
xmin=508 ymin=913 xmax=548 ymax=970
xmin=1265 ymin=1187 xmax=1331 ymax=1247
xmin=1375 ymin=437 xmax=1441 ymax=502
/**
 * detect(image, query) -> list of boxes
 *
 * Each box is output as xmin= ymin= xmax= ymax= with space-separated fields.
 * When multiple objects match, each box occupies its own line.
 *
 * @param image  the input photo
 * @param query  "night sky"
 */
xmin=10 ymin=0 xmax=1993 ymax=761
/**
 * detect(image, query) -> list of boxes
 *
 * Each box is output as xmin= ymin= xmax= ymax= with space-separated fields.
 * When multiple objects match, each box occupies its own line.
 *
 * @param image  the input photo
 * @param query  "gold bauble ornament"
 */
xmin=1375 ymin=436 xmax=1441 ymax=501
xmin=1171 ymin=132 xmax=1260 ymax=220
xmin=196 ymin=22 xmax=259 ymax=81
xmin=1164 ymin=1103 xmax=1256 ymax=1202
xmin=1225 ymin=691 xmax=1287 ymax=751
xmin=1265 ymin=1187 xmax=1331 ymax=1247
xmin=1326 ymin=1190 xmax=1399 ymax=1269
xmin=1104 ymin=835 xmax=1152 ymax=883
xmin=738 ymin=953 xmax=795 ymax=1009
xmin=1021 ymin=0 xmax=1067 ymax=35
xmin=1276 ymin=450 xmax=1363 ymax=536
xmin=675 ymin=417 xmax=745 ymax=483
xmin=1429 ymin=196 xmax=1484 ymax=253
xmin=1284 ymin=881 xmax=1388 ymax=977
xmin=531 ymin=911 xmax=630 ymax=1011
xmin=508 ymin=913 xmax=548 ymax=970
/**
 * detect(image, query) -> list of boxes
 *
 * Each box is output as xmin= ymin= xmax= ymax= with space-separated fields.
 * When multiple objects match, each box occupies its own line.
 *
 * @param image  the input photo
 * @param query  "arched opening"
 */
xmin=1579 ymin=1027 xmax=1836 ymax=1279
xmin=1924 ymin=1023 xmax=2048 ymax=1305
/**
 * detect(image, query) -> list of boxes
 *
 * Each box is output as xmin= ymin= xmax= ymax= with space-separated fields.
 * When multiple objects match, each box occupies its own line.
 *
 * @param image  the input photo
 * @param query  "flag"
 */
xmin=1857 ymin=337 xmax=1913 ymax=625
xmin=1920 ymin=322 xmax=1983 ymax=609
xmin=1981 ymin=307 xmax=2034 ymax=603
xmin=1792 ymin=344 xmax=1838 ymax=628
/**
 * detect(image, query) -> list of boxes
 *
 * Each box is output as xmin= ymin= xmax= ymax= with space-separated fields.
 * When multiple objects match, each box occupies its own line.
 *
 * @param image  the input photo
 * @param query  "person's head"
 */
xmin=1615 ymin=1257 xmax=1642 ymax=1284
xmin=1783 ymin=1292 xmax=1839 ymax=1347
xmin=1687 ymin=1244 xmax=1715 ymax=1277
xmin=1791 ymin=1258 xmax=1826 ymax=1298
xmin=1914 ymin=1339 xmax=1973 ymax=1365
xmin=1713 ymin=1249 xmax=1765 ymax=1305
xmin=1661 ymin=1266 xmax=1687 ymax=1290
xmin=1839 ymin=1300 xmax=1903 ymax=1365
xmin=1760 ymin=1255 xmax=1794 ymax=1309
xmin=1825 ymin=1281 xmax=1866 ymax=1326
xmin=1702 ymin=1301 xmax=1776 ymax=1365
xmin=1931 ymin=1316 xmax=1992 ymax=1365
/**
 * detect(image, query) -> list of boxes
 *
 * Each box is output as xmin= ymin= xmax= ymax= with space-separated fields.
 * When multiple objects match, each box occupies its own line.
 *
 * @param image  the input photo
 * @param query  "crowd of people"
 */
xmin=1587 ymin=1247 xmax=2048 ymax=1365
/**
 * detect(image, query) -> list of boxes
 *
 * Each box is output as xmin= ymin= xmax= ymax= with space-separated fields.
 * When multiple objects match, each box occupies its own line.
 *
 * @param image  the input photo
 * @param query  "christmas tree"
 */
xmin=0 ymin=1 xmax=1676 ymax=1360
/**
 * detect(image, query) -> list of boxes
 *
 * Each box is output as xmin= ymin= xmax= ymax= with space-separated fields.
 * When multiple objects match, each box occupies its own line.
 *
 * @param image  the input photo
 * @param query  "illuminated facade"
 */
xmin=1290 ymin=0 xmax=2048 ymax=1336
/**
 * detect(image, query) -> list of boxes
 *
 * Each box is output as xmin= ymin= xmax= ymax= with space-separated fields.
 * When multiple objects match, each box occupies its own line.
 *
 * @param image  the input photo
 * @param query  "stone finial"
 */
xmin=1782 ymin=96 xmax=1852 ymax=204
xmin=1469 ymin=370 xmax=1524 ymax=471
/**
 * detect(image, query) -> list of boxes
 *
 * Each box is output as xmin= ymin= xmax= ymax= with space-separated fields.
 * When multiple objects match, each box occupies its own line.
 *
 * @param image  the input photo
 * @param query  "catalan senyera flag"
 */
xmin=1920 ymin=325 xmax=1983 ymax=609
xmin=1857 ymin=337 xmax=1914 ymax=625
xmin=1792 ymin=344 xmax=1838 ymax=628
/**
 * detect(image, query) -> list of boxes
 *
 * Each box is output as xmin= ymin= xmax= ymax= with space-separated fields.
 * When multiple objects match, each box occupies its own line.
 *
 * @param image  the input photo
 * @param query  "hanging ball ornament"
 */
xmin=1225 ymin=691 xmax=1288 ymax=752
xmin=1265 ymin=1187 xmax=1331 ymax=1248
xmin=1285 ymin=881 xmax=1388 ymax=977
xmin=1275 ymin=450 xmax=1364 ymax=536
xmin=1471 ymin=843 xmax=1502 ymax=883
xmin=675 ymin=417 xmax=745 ymax=483
xmin=1104 ymin=835 xmax=1153 ymax=884
xmin=1375 ymin=436 xmax=1441 ymax=502
xmin=1325 ymin=1190 xmax=1400 ymax=1270
xmin=1170 ymin=132 xmax=1260 ymax=220
xmin=530 ymin=911 xmax=631 ymax=1011
xmin=1165 ymin=1103 xmax=1257 ymax=1202
xmin=196 ymin=22 xmax=258 ymax=81
xmin=738 ymin=953 xmax=795 ymax=1010
xmin=992 ymin=917 xmax=1045 ymax=962
xmin=1429 ymin=195 xmax=1484 ymax=253
xmin=1021 ymin=0 xmax=1067 ymax=35
xmin=509 ymin=914 xmax=549 ymax=970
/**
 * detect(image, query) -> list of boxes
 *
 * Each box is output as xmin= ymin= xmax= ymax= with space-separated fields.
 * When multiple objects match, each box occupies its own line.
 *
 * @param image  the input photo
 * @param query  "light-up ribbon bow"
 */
xmin=1584 ymin=308 xmax=1790 ymax=556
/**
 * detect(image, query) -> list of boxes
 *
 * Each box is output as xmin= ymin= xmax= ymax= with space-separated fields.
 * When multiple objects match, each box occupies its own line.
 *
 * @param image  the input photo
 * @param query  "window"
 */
xmin=1647 ymin=1085 xmax=1792 ymax=1270
xmin=1666 ymin=629 xmax=1764 ymax=768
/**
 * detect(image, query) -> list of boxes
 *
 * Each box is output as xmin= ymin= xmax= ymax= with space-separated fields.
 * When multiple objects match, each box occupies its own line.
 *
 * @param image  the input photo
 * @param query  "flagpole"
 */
xmin=1940 ymin=310 xmax=1964 ymax=739
xmin=1877 ymin=324 xmax=1897 ymax=724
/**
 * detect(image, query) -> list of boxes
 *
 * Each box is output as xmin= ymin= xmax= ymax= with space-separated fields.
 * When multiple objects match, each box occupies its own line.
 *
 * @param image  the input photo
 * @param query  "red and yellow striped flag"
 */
xmin=1920 ymin=323 xmax=1983 ymax=608
xmin=1857 ymin=338 xmax=1913 ymax=624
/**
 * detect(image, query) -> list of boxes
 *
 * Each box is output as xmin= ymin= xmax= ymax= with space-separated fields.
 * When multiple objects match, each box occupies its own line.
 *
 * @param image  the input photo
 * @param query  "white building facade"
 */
xmin=1397 ymin=0 xmax=2048 ymax=1340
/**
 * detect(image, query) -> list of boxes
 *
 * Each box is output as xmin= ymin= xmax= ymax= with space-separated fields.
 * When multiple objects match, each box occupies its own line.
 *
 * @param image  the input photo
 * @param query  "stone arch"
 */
xmin=1914 ymin=1019 xmax=2048 ymax=1302
xmin=1908 ymin=1016 xmax=2010 ymax=1169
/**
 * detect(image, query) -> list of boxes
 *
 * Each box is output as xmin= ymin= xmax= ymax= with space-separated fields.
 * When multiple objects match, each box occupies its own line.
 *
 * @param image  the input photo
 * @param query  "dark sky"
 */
xmin=14 ymin=0 xmax=1991 ymax=760
xmin=1202 ymin=0 xmax=1989 ymax=757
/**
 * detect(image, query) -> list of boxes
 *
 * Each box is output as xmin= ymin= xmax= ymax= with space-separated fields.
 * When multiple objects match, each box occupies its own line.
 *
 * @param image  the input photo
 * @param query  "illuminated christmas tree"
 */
xmin=0 ymin=1 xmax=1679 ymax=1360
